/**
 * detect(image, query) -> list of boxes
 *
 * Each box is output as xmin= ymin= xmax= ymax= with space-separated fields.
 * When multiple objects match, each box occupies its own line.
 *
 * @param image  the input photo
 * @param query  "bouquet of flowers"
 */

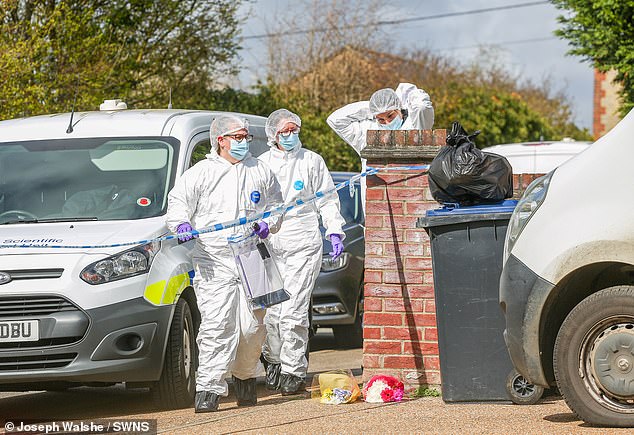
xmin=362 ymin=374 xmax=405 ymax=403
xmin=320 ymin=387 xmax=354 ymax=405
xmin=311 ymin=370 xmax=361 ymax=405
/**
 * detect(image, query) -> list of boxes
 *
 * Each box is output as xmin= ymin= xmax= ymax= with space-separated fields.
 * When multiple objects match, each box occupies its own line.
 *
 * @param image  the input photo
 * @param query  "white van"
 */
xmin=499 ymin=110 xmax=634 ymax=426
xmin=0 ymin=103 xmax=269 ymax=408
xmin=484 ymin=138 xmax=592 ymax=174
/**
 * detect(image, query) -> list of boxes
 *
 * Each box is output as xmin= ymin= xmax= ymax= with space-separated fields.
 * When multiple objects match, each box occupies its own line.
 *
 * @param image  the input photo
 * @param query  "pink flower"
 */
xmin=393 ymin=389 xmax=404 ymax=402
xmin=380 ymin=388 xmax=395 ymax=402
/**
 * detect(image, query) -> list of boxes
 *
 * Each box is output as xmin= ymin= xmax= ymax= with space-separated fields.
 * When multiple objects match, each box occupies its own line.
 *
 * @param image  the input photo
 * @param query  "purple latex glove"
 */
xmin=177 ymin=222 xmax=198 ymax=242
xmin=329 ymin=234 xmax=344 ymax=259
xmin=253 ymin=221 xmax=270 ymax=239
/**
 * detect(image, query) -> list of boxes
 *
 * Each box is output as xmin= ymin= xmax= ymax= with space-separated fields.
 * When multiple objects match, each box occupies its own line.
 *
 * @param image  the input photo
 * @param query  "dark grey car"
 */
xmin=312 ymin=172 xmax=364 ymax=348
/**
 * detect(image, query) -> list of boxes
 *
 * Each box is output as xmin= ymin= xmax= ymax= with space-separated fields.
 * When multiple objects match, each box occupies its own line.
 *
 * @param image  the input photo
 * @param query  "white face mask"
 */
xmin=229 ymin=138 xmax=249 ymax=160
xmin=279 ymin=132 xmax=300 ymax=151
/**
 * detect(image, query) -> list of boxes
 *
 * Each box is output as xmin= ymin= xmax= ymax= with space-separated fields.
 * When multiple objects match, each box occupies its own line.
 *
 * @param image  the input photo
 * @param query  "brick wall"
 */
xmin=593 ymin=69 xmax=607 ymax=138
xmin=593 ymin=69 xmax=622 ymax=139
xmin=360 ymin=130 xmax=546 ymax=391
xmin=360 ymin=129 xmax=444 ymax=390
xmin=512 ymin=173 xmax=544 ymax=199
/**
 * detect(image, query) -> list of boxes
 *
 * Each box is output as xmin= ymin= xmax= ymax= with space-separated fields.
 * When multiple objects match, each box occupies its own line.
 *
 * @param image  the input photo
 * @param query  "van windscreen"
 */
xmin=0 ymin=137 xmax=179 ymax=224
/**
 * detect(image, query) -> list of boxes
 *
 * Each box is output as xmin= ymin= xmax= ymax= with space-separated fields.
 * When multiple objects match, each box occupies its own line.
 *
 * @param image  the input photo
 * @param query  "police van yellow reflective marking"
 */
xmin=144 ymin=280 xmax=167 ymax=305
xmin=144 ymin=272 xmax=190 ymax=306
xmin=162 ymin=272 xmax=189 ymax=304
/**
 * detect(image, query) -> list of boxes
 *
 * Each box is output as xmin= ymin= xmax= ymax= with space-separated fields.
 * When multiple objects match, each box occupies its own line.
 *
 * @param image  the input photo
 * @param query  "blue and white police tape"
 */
xmin=0 ymin=165 xmax=430 ymax=249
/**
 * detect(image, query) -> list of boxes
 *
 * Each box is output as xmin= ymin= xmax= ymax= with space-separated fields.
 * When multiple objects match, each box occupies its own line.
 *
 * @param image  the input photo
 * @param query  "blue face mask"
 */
xmin=229 ymin=139 xmax=249 ymax=161
xmin=278 ymin=132 xmax=300 ymax=151
xmin=379 ymin=114 xmax=403 ymax=130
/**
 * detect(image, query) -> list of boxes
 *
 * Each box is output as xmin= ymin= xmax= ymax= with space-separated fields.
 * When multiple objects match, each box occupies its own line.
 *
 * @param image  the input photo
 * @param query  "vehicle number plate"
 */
xmin=0 ymin=320 xmax=39 ymax=342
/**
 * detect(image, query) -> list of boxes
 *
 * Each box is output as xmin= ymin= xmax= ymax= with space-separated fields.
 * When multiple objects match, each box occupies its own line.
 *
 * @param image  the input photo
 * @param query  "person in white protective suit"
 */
xmin=326 ymin=83 xmax=434 ymax=207
xmin=258 ymin=109 xmax=346 ymax=395
xmin=166 ymin=115 xmax=284 ymax=413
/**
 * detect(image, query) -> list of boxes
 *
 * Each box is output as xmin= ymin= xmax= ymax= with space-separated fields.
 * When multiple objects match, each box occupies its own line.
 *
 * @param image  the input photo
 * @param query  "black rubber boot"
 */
xmin=280 ymin=373 xmax=306 ymax=396
xmin=194 ymin=391 xmax=219 ymax=413
xmin=265 ymin=363 xmax=281 ymax=391
xmin=232 ymin=376 xmax=257 ymax=406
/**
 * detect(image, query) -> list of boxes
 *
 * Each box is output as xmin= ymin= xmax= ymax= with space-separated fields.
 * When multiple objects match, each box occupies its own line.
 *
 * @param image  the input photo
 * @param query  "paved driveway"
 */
xmin=0 ymin=330 xmax=630 ymax=434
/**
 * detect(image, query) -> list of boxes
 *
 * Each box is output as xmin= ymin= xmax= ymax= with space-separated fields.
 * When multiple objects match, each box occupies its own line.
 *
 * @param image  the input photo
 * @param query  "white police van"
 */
xmin=484 ymin=138 xmax=592 ymax=174
xmin=500 ymin=109 xmax=634 ymax=426
xmin=0 ymin=101 xmax=269 ymax=408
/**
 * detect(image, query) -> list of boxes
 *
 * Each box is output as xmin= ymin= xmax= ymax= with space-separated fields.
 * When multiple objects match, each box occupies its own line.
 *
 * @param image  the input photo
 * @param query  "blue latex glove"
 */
xmin=253 ymin=221 xmax=269 ymax=239
xmin=177 ymin=222 xmax=198 ymax=242
xmin=329 ymin=234 xmax=344 ymax=260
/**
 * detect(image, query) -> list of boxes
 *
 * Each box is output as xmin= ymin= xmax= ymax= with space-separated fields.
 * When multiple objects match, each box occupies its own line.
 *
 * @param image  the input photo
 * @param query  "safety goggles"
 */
xmin=225 ymin=133 xmax=254 ymax=142
xmin=278 ymin=127 xmax=300 ymax=138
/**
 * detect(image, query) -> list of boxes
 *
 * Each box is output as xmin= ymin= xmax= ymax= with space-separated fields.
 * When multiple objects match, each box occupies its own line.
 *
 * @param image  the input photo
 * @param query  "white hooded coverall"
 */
xmin=326 ymin=82 xmax=434 ymax=206
xmin=166 ymin=149 xmax=283 ymax=396
xmin=258 ymin=141 xmax=346 ymax=378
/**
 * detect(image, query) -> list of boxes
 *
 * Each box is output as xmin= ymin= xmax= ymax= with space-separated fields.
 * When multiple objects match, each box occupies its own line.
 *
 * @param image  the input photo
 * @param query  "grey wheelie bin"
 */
xmin=417 ymin=200 xmax=542 ymax=403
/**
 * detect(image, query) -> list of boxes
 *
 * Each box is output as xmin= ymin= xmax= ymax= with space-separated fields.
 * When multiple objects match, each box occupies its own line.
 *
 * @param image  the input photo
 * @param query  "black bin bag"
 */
xmin=428 ymin=121 xmax=513 ymax=206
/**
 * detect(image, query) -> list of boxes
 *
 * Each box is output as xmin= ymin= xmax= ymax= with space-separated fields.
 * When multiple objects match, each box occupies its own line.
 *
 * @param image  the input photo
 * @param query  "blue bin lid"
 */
xmin=425 ymin=200 xmax=518 ymax=217
xmin=416 ymin=200 xmax=518 ymax=229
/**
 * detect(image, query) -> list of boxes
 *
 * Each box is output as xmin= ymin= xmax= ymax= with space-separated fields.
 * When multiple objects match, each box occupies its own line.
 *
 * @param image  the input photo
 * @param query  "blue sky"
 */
xmin=233 ymin=0 xmax=593 ymax=131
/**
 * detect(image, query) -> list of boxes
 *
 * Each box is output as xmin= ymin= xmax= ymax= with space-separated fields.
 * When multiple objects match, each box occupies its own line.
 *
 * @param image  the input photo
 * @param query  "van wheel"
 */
xmin=151 ymin=297 xmax=197 ymax=409
xmin=333 ymin=292 xmax=363 ymax=349
xmin=554 ymin=286 xmax=634 ymax=427
xmin=506 ymin=369 xmax=543 ymax=405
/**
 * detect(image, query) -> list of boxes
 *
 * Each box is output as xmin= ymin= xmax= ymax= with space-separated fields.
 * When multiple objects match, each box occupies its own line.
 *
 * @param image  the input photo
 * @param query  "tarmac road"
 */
xmin=0 ymin=330 xmax=631 ymax=434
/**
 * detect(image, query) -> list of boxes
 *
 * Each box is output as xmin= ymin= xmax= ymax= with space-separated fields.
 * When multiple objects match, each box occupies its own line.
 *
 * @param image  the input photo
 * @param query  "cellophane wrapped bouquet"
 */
xmin=311 ymin=369 xmax=361 ymax=405
xmin=362 ymin=374 xmax=405 ymax=403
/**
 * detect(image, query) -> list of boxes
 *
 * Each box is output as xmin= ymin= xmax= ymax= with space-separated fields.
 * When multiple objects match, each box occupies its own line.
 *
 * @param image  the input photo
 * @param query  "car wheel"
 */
xmin=506 ymin=369 xmax=544 ymax=405
xmin=151 ymin=297 xmax=198 ymax=409
xmin=333 ymin=291 xmax=363 ymax=349
xmin=554 ymin=286 xmax=634 ymax=427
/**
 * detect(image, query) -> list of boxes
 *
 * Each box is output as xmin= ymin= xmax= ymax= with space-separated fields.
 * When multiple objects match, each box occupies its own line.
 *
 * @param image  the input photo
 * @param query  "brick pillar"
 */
xmin=360 ymin=129 xmax=445 ymax=390
xmin=593 ymin=69 xmax=623 ymax=139
xmin=593 ymin=69 xmax=607 ymax=139
xmin=512 ymin=173 xmax=545 ymax=199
